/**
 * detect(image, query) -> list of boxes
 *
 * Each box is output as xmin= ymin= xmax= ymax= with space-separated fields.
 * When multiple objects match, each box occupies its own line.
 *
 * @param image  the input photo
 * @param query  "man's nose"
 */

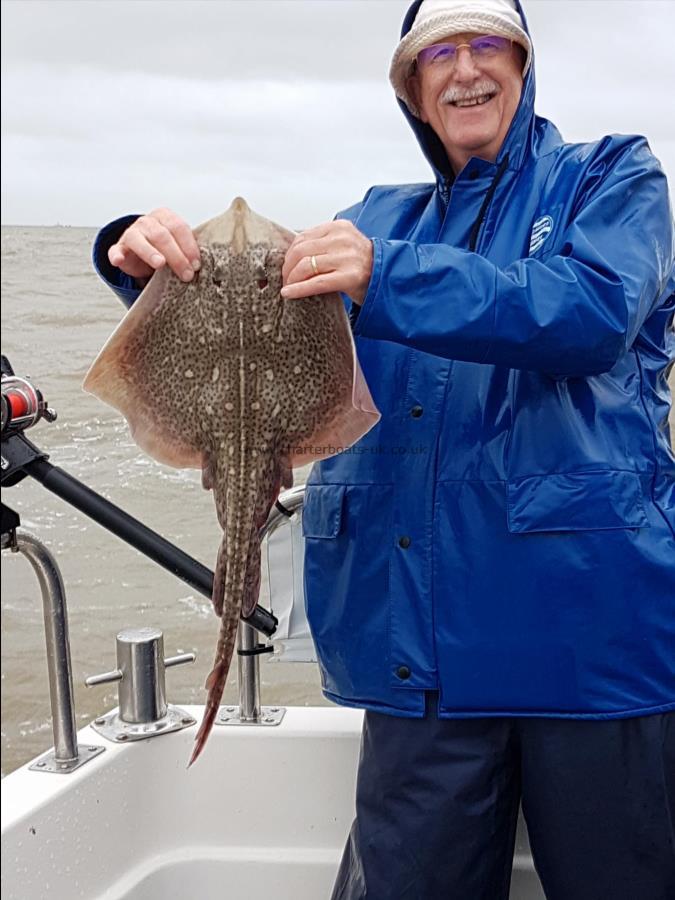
xmin=453 ymin=46 xmax=481 ymax=81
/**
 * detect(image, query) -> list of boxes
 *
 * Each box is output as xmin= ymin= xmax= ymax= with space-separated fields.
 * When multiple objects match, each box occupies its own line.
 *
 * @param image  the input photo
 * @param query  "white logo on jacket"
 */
xmin=529 ymin=215 xmax=554 ymax=255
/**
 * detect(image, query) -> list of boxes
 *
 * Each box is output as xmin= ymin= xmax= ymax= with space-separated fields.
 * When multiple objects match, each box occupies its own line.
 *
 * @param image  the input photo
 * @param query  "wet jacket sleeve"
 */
xmin=91 ymin=214 xmax=143 ymax=309
xmin=353 ymin=140 xmax=674 ymax=377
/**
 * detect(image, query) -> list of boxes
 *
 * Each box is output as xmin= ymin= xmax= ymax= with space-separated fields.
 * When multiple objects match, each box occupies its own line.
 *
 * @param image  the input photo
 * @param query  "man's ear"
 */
xmin=406 ymin=73 xmax=428 ymax=123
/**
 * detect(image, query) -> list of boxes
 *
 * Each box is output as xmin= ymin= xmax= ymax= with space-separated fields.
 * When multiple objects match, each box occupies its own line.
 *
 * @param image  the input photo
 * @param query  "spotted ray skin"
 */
xmin=84 ymin=199 xmax=379 ymax=765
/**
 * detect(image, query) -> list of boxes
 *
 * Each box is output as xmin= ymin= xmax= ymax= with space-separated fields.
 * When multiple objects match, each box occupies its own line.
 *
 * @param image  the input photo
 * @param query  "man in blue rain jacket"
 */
xmin=94 ymin=0 xmax=674 ymax=896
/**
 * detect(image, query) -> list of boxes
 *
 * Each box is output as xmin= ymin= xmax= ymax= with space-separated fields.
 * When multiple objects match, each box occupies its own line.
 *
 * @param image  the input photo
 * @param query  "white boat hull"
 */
xmin=2 ymin=706 xmax=544 ymax=899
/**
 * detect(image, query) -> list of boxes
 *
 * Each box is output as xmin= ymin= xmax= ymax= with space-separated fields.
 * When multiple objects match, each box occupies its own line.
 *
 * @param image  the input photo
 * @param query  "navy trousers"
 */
xmin=331 ymin=695 xmax=675 ymax=900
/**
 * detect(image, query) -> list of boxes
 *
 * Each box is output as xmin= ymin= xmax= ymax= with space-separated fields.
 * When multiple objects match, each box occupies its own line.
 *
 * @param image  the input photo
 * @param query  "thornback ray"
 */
xmin=83 ymin=197 xmax=380 ymax=766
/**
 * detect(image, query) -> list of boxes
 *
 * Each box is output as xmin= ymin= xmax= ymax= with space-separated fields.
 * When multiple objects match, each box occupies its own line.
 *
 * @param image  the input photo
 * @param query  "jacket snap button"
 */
xmin=396 ymin=666 xmax=411 ymax=680
xmin=411 ymin=405 xmax=423 ymax=418
xmin=398 ymin=536 xmax=411 ymax=549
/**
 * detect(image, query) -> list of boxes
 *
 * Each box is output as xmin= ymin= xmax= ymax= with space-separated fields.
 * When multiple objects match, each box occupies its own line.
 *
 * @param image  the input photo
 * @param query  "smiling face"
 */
xmin=406 ymin=32 xmax=525 ymax=174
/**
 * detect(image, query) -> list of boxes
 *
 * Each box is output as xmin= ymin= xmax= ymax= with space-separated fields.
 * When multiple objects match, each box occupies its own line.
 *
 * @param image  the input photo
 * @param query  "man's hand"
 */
xmin=108 ymin=208 xmax=201 ymax=283
xmin=281 ymin=220 xmax=373 ymax=306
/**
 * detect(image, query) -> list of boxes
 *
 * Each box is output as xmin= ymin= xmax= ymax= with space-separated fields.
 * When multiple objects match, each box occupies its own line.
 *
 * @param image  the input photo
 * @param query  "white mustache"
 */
xmin=441 ymin=81 xmax=499 ymax=103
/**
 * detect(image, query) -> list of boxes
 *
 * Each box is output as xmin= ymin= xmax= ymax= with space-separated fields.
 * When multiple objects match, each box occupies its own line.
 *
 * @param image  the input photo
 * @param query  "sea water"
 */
xmin=0 ymin=225 xmax=326 ymax=775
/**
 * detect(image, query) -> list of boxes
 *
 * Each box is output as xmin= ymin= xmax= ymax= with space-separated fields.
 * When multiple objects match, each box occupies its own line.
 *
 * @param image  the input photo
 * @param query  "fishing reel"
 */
xmin=1 ymin=355 xmax=57 ymax=440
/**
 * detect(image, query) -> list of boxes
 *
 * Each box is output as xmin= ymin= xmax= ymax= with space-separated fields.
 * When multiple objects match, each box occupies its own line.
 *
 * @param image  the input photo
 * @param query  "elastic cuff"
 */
xmin=92 ymin=214 xmax=143 ymax=309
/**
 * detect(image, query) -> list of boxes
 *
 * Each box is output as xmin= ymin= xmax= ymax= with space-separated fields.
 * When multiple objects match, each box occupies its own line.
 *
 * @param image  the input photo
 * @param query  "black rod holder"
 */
xmin=25 ymin=458 xmax=277 ymax=638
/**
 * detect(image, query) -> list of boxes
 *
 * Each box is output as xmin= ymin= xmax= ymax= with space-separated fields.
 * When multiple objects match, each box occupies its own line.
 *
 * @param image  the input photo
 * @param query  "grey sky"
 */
xmin=2 ymin=0 xmax=674 ymax=227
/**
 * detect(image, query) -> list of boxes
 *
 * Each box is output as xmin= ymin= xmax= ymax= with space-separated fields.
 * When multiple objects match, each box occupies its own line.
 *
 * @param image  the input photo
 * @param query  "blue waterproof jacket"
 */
xmin=302 ymin=0 xmax=675 ymax=720
xmin=94 ymin=0 xmax=674 ymax=721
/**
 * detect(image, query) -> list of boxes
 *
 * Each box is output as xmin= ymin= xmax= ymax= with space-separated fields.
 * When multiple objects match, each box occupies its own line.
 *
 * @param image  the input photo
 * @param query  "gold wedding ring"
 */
xmin=310 ymin=254 xmax=319 ymax=276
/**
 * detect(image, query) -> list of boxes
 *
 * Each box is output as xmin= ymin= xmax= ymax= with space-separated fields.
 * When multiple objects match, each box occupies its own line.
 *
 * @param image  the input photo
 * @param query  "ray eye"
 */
xmin=257 ymin=277 xmax=268 ymax=290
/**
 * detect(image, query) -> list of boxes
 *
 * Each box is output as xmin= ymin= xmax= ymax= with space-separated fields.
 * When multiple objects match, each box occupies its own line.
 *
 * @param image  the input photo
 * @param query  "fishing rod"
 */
xmin=0 ymin=354 xmax=277 ymax=638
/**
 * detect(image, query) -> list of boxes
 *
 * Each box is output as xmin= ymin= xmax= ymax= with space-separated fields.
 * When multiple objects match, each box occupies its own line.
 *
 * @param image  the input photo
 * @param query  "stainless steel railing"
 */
xmin=1 ymin=530 xmax=104 ymax=773
xmin=232 ymin=484 xmax=306 ymax=725
xmin=15 ymin=532 xmax=78 ymax=761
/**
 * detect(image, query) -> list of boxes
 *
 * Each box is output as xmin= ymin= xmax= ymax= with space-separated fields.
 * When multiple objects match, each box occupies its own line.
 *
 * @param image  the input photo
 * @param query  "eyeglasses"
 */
xmin=416 ymin=35 xmax=512 ymax=70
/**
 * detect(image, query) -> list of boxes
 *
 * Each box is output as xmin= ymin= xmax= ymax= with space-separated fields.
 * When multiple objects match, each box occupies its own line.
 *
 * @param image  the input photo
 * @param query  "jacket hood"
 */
xmin=397 ymin=0 xmax=536 ymax=179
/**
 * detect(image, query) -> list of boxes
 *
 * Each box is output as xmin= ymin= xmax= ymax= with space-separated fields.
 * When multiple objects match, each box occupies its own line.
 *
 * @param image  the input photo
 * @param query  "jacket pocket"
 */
xmin=506 ymin=470 xmax=649 ymax=533
xmin=302 ymin=484 xmax=345 ymax=538
xmin=302 ymin=483 xmax=394 ymax=701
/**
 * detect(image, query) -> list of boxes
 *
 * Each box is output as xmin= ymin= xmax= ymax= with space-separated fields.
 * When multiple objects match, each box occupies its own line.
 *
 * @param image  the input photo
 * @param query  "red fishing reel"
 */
xmin=1 ymin=357 xmax=57 ymax=439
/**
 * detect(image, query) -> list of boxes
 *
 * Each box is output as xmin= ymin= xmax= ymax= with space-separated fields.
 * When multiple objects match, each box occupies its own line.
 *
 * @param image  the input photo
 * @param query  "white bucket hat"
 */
xmin=390 ymin=0 xmax=532 ymax=117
